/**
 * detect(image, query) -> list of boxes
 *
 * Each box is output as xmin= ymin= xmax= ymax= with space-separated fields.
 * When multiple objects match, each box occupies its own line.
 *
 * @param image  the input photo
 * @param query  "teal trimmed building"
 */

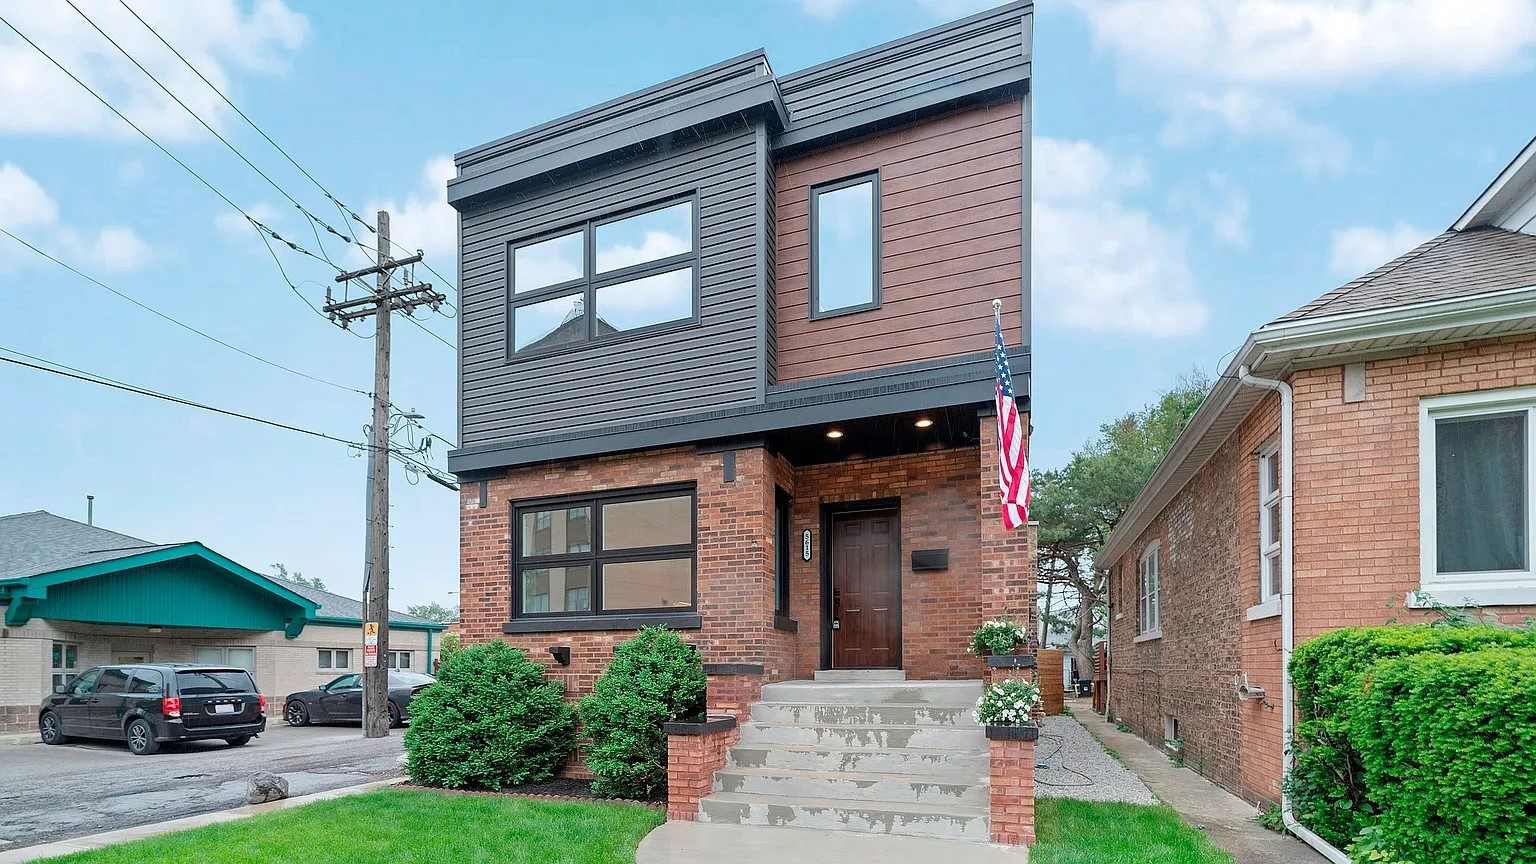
xmin=0 ymin=511 xmax=445 ymax=732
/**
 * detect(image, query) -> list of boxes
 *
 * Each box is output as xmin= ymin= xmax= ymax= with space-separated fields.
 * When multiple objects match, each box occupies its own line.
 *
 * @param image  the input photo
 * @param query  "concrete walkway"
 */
xmin=637 ymin=822 xmax=1028 ymax=864
xmin=0 ymin=779 xmax=401 ymax=863
xmin=1070 ymin=702 xmax=1327 ymax=864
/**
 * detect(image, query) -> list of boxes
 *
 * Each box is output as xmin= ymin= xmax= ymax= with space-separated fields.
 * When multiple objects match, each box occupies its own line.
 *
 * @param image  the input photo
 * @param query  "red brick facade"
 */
xmin=988 ymin=735 xmax=1037 ymax=845
xmin=1108 ymin=335 xmax=1536 ymax=807
xmin=666 ymin=723 xmax=735 ymax=821
xmin=458 ymin=417 xmax=1036 ymax=772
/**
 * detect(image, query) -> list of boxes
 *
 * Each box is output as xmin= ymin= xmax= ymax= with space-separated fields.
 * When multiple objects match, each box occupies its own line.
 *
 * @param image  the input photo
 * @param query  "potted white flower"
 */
xmin=969 ymin=619 xmax=1029 ymax=658
xmin=976 ymin=678 xmax=1041 ymax=740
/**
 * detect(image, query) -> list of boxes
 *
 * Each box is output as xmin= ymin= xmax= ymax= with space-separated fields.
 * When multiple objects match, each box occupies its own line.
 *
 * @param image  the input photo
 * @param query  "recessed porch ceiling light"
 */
xmin=826 ymin=429 xmax=845 ymax=439
xmin=914 ymin=417 xmax=934 ymax=429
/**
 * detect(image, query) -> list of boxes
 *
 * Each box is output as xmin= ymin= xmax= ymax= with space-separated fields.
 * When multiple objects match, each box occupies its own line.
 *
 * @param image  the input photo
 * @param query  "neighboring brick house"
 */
xmin=448 ymin=5 xmax=1035 ymax=690
xmin=1097 ymin=135 xmax=1536 ymax=852
xmin=0 ymin=511 xmax=445 ymax=732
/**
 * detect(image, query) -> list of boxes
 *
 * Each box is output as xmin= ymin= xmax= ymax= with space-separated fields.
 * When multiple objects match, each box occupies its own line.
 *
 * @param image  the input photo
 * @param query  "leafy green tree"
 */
xmin=268 ymin=563 xmax=325 ymax=590
xmin=406 ymin=602 xmax=460 ymax=624
xmin=1034 ymin=372 xmax=1208 ymax=675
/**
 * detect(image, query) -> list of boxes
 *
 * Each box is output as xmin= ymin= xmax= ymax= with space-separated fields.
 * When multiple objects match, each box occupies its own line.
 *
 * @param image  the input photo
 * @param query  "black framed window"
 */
xmin=507 ymin=197 xmax=698 ymax=357
xmin=775 ymin=488 xmax=791 ymax=615
xmin=809 ymin=172 xmax=880 ymax=319
xmin=512 ymin=485 xmax=697 ymax=618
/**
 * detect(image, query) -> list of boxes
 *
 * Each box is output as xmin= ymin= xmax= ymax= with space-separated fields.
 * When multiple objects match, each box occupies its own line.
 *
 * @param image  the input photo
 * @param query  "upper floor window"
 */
xmin=508 ymin=198 xmax=697 ymax=356
xmin=513 ymin=485 xmax=697 ymax=618
xmin=1420 ymin=387 xmax=1536 ymax=606
xmin=810 ymin=173 xmax=880 ymax=318
xmin=1258 ymin=444 xmax=1282 ymax=604
xmin=1137 ymin=542 xmax=1162 ymax=638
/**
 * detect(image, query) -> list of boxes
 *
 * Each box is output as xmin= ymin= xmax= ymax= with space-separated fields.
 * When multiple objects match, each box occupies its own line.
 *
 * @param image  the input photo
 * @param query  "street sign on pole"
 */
xmin=365 ymin=644 xmax=379 ymax=668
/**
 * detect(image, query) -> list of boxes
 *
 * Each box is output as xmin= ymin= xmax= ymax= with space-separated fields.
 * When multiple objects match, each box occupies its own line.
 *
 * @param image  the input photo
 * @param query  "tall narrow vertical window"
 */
xmin=508 ymin=198 xmax=697 ymax=356
xmin=1137 ymin=543 xmax=1162 ymax=637
xmin=1420 ymin=388 xmax=1536 ymax=608
xmin=775 ymin=489 xmax=792 ymax=616
xmin=51 ymin=642 xmax=79 ymax=691
xmin=1258 ymin=444 xmax=1282 ymax=603
xmin=809 ymin=173 xmax=880 ymax=318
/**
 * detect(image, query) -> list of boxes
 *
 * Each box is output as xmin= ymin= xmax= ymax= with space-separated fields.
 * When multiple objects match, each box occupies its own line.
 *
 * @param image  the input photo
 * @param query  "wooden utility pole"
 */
xmin=324 ymin=210 xmax=443 ymax=739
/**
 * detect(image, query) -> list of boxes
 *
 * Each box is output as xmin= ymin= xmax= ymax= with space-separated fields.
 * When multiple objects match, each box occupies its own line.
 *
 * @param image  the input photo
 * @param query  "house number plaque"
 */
xmin=802 ymin=529 xmax=812 ymax=561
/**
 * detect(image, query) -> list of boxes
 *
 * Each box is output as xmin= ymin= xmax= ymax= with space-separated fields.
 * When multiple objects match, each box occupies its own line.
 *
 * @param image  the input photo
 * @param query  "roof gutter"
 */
xmin=1099 ymin=283 xmax=1536 ymax=567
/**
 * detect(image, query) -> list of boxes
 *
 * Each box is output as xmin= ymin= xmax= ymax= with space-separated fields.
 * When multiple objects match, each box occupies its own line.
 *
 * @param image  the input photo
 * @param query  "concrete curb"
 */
xmin=0 ymin=732 xmax=37 ymax=747
xmin=0 ymin=777 xmax=406 ymax=863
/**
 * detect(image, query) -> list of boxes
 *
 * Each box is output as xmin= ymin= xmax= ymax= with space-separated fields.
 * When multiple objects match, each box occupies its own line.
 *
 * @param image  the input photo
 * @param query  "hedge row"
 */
xmin=1288 ymin=623 xmax=1536 ymax=862
xmin=403 ymin=627 xmax=705 ymax=798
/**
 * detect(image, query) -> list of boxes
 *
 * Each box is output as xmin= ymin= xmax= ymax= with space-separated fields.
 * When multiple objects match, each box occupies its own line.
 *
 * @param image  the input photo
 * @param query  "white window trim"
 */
xmin=1257 ymin=441 xmax=1282 ymax=605
xmin=1136 ymin=541 xmax=1162 ymax=640
xmin=1419 ymin=386 xmax=1536 ymax=607
xmin=386 ymin=650 xmax=412 ymax=670
xmin=318 ymin=648 xmax=352 ymax=671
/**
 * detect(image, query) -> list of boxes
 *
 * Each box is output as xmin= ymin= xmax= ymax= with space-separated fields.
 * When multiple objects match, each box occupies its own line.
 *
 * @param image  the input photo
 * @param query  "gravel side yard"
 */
xmin=1034 ymin=713 xmax=1158 ymax=805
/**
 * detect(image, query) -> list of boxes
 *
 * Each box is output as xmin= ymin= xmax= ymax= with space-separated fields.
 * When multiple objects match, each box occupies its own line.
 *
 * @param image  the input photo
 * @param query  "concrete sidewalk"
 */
xmin=1070 ymin=703 xmax=1326 ymax=863
xmin=637 ymin=822 xmax=1029 ymax=864
xmin=0 ymin=779 xmax=401 ymax=863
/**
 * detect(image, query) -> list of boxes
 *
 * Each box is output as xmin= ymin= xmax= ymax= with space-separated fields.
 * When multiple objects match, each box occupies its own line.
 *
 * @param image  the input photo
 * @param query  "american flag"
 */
xmin=994 ymin=314 xmax=1029 ymax=529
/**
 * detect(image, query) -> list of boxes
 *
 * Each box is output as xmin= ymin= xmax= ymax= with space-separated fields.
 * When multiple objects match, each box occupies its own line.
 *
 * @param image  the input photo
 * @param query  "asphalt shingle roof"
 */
xmin=1276 ymin=228 xmax=1536 ymax=323
xmin=0 ymin=511 xmax=436 ymax=626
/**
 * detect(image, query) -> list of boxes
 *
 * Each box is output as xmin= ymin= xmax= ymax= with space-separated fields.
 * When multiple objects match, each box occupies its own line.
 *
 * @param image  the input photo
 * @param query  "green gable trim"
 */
xmin=0 ymin=543 xmax=318 ymax=636
xmin=311 ymin=615 xmax=448 ymax=633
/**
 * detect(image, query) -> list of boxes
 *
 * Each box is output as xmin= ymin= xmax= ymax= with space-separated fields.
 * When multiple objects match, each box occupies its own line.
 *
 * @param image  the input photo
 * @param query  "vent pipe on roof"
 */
xmin=86 ymin=495 xmax=95 ymax=526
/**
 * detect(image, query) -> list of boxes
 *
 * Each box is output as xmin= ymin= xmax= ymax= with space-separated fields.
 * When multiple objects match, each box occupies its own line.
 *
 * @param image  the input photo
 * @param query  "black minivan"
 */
xmin=39 ymin=663 xmax=267 ymax=755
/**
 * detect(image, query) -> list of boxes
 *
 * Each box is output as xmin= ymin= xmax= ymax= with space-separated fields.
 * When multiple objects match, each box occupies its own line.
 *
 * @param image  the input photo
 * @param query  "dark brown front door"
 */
xmin=829 ymin=507 xmax=900 ymax=669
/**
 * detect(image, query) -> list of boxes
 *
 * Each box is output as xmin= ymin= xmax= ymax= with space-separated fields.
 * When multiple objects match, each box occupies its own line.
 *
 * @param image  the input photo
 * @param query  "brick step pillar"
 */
xmin=987 ymin=723 xmax=1039 ymax=846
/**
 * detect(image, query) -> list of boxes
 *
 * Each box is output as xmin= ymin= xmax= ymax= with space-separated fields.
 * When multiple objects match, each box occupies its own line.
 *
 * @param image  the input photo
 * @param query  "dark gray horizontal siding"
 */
xmin=458 ymin=119 xmax=763 ymax=448
xmin=457 ymin=51 xmax=767 ymax=169
xmin=777 ymin=1 xmax=1029 ymax=144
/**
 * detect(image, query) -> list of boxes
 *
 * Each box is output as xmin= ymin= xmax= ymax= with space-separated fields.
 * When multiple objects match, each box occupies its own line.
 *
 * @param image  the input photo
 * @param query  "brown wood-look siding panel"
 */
xmin=773 ymin=99 xmax=1024 ymax=383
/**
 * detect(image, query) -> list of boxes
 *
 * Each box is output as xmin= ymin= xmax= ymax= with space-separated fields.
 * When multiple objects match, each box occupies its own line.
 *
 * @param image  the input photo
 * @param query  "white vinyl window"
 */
xmin=387 ymin=651 xmax=412 ymax=670
xmin=50 ymin=642 xmax=80 ymax=691
xmin=195 ymin=646 xmax=255 ymax=671
xmin=1137 ymin=542 xmax=1162 ymax=639
xmin=1419 ymin=387 xmax=1536 ymax=607
xmin=318 ymin=648 xmax=351 ymax=670
xmin=1258 ymin=444 xmax=1282 ymax=603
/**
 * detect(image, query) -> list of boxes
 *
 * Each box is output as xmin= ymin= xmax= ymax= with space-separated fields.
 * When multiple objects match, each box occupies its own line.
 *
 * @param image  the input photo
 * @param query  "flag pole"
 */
xmin=992 ymin=298 xmax=1002 ymax=332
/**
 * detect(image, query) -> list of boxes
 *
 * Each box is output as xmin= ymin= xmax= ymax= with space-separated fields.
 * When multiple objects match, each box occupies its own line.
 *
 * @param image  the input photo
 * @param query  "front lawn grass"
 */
xmin=1033 ymin=797 xmax=1237 ymax=864
xmin=43 ymin=788 xmax=663 ymax=864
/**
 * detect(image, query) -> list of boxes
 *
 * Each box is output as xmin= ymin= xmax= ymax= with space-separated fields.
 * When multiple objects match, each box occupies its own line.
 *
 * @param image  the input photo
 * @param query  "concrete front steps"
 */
xmin=696 ymin=673 xmax=992 ymax=843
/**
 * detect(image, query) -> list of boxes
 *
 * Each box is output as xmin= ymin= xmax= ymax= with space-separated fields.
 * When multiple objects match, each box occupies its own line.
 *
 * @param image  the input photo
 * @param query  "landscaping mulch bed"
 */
xmin=402 ymin=778 xmax=666 ymax=809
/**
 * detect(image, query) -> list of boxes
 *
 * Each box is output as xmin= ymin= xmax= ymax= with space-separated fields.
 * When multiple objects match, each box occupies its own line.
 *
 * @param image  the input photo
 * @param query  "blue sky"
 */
xmin=1 ymin=0 xmax=1534 ymax=609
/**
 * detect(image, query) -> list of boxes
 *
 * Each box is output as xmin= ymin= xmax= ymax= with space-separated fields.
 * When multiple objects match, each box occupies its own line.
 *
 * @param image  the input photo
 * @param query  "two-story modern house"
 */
xmin=447 ymin=3 xmax=1037 ymax=840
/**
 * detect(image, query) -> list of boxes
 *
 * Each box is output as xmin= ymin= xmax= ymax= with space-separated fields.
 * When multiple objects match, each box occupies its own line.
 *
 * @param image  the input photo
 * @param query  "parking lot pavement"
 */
xmin=0 ymin=722 xmax=405 ymax=852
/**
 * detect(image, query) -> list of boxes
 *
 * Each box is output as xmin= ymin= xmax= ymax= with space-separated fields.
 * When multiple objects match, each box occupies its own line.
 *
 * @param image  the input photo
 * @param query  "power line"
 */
xmin=0 ymin=10 xmax=340 ymax=310
xmin=116 ymin=0 xmax=375 ymax=240
xmin=66 ymin=0 xmax=355 ymax=253
xmin=114 ymin=0 xmax=460 ymax=304
xmin=0 ymin=345 xmax=361 ymax=448
xmin=0 ymin=226 xmax=368 ymax=397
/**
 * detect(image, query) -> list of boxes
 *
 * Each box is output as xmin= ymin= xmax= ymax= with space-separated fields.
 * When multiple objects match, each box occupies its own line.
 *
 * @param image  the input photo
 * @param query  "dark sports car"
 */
xmin=283 ymin=671 xmax=435 ymax=728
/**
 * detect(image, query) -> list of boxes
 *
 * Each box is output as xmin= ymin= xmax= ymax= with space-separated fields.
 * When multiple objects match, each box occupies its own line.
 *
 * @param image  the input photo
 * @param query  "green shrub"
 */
xmin=1347 ymin=647 xmax=1536 ymax=864
xmin=578 ymin=627 xmax=706 ymax=800
xmin=1286 ymin=623 xmax=1536 ymax=846
xmin=969 ymin=619 xmax=1028 ymax=657
xmin=404 ymin=640 xmax=575 ymax=790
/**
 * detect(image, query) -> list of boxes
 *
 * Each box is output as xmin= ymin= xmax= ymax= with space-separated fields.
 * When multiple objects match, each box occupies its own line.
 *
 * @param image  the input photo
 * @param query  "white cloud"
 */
xmin=1328 ymin=222 xmax=1434 ymax=277
xmin=0 ymin=162 xmax=151 ymax=272
xmin=0 ymin=163 xmax=59 ymax=229
xmin=1171 ymin=170 xmax=1251 ymax=248
xmin=0 ymin=0 xmax=307 ymax=141
xmin=1069 ymin=0 xmax=1536 ymax=173
xmin=361 ymin=155 xmax=457 ymax=267
xmin=1033 ymin=138 xmax=1209 ymax=337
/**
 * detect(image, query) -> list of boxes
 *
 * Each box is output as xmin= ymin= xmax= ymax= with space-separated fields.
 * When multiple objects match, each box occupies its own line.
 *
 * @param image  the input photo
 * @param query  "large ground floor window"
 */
xmin=50 ymin=641 xmax=79 ymax=690
xmin=512 ymin=485 xmax=696 ymax=619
